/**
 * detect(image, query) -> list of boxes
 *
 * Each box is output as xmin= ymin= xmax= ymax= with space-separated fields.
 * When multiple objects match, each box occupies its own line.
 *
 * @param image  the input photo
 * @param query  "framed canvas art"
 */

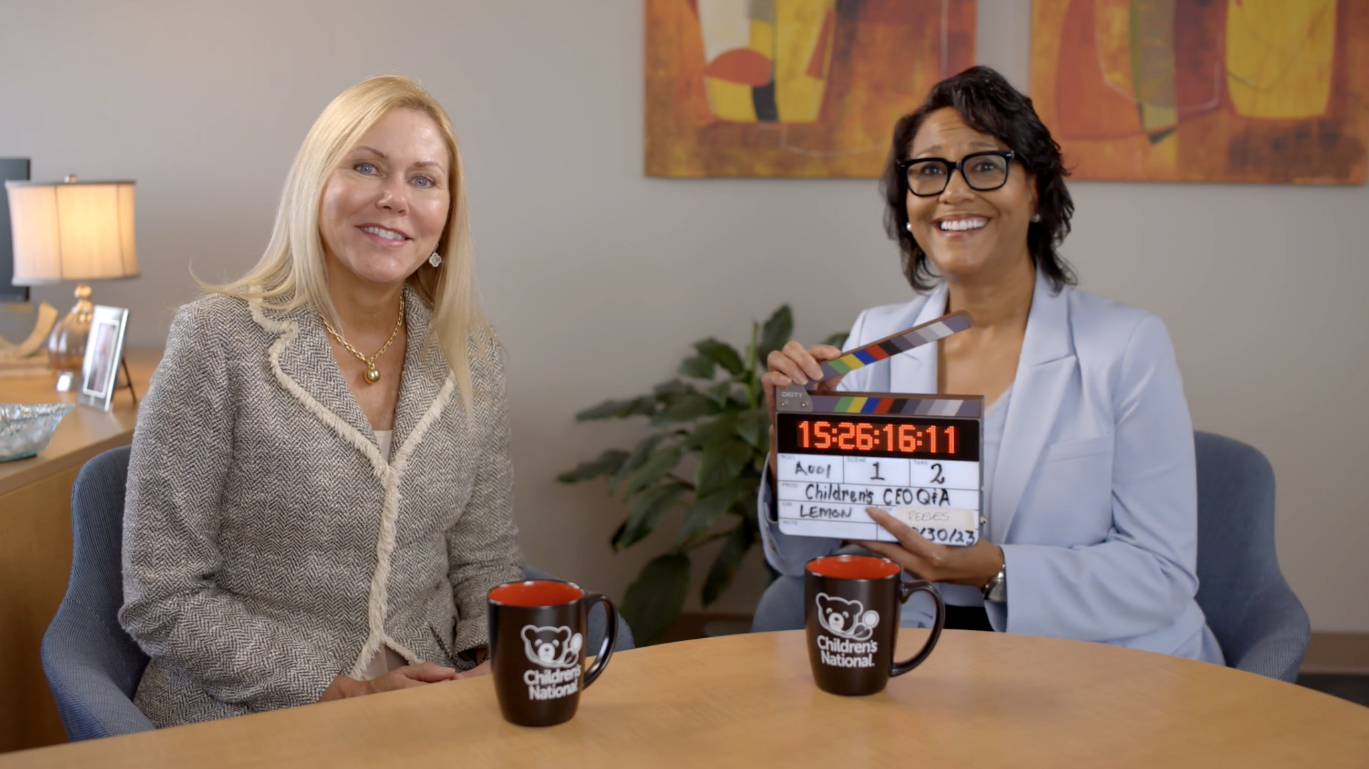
xmin=645 ymin=0 xmax=977 ymax=177
xmin=1030 ymin=0 xmax=1369 ymax=184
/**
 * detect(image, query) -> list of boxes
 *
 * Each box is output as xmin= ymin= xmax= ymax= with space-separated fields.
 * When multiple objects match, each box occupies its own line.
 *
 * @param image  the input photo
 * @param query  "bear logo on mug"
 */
xmin=815 ymin=593 xmax=880 ymax=641
xmin=521 ymin=625 xmax=583 ymax=669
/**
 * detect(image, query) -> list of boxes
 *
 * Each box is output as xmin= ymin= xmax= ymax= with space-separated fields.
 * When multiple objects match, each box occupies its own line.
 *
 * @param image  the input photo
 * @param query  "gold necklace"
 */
xmin=320 ymin=294 xmax=405 ymax=384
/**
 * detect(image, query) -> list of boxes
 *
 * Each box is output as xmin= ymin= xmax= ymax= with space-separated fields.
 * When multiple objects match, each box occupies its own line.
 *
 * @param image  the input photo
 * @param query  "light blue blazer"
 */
xmin=760 ymin=271 xmax=1224 ymax=664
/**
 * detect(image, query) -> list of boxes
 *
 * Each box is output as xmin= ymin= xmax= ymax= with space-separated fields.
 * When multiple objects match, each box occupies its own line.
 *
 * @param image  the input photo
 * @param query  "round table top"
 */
xmin=4 ymin=629 xmax=1367 ymax=768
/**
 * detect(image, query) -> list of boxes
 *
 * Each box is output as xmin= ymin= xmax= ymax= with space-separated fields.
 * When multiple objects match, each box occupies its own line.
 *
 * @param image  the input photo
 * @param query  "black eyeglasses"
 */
xmin=898 ymin=151 xmax=1016 ymax=197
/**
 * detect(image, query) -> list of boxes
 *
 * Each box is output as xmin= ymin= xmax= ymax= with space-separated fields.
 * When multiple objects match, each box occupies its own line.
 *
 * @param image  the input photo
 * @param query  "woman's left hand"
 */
xmin=452 ymin=660 xmax=491 ymax=680
xmin=857 ymin=507 xmax=1004 ymax=588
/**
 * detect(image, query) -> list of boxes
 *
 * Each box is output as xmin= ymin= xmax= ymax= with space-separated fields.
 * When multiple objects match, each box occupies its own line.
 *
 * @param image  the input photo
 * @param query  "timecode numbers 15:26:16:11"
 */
xmin=796 ymin=420 xmax=957 ymax=455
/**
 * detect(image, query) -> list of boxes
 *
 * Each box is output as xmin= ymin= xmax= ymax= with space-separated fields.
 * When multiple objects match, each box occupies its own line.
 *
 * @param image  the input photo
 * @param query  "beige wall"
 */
xmin=1 ymin=1 xmax=1365 ymax=632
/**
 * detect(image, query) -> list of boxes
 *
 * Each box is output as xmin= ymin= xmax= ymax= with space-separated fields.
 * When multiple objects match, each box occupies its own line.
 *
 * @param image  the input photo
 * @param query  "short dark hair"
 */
xmin=880 ymin=66 xmax=1076 ymax=292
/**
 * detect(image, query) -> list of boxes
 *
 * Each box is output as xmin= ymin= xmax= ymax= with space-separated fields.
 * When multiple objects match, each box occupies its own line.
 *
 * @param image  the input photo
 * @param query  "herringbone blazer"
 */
xmin=119 ymin=288 xmax=524 ymax=727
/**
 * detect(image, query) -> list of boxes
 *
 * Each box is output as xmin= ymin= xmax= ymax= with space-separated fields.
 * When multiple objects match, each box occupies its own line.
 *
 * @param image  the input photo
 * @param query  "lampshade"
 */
xmin=5 ymin=178 xmax=139 ymax=285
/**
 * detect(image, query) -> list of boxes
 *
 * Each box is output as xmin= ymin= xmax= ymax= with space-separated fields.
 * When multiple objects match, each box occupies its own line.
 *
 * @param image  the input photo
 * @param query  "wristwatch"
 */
xmin=982 ymin=561 xmax=1007 ymax=603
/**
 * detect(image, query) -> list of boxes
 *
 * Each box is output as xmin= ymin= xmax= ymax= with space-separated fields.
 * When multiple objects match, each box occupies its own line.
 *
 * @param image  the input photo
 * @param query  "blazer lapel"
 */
xmin=264 ymin=303 xmax=376 ymax=444
xmin=989 ymin=272 xmax=1076 ymax=542
xmin=390 ymin=287 xmax=453 ymax=455
xmin=884 ymin=284 xmax=947 ymax=396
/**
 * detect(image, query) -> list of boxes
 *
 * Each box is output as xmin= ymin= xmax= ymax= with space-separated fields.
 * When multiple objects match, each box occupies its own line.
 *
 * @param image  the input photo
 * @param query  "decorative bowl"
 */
xmin=0 ymin=404 xmax=75 ymax=462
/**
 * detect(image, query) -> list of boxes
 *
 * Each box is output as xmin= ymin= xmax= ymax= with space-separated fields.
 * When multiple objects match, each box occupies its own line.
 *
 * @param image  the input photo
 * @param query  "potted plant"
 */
xmin=557 ymin=305 xmax=843 ymax=645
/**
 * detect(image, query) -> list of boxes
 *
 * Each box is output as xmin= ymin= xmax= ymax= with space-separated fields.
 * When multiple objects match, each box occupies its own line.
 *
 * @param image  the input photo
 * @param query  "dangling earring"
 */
xmin=1030 ymin=214 xmax=1041 ymax=223
xmin=428 ymin=251 xmax=443 ymax=267
xmin=905 ymin=222 xmax=913 ymax=233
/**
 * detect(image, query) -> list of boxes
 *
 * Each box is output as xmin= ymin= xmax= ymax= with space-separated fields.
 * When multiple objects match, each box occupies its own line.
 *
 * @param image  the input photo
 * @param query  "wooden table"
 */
xmin=2 ymin=629 xmax=1365 ymax=768
xmin=0 ymin=350 xmax=159 ymax=753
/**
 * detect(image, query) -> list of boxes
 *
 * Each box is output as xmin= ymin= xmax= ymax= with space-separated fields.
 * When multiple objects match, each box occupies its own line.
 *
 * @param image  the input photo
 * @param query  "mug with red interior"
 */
xmin=487 ymin=579 xmax=618 ymax=726
xmin=804 ymin=554 xmax=945 ymax=696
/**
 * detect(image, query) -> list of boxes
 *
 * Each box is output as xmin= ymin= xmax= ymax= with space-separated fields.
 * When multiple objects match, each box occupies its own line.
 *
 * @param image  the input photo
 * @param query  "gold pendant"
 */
xmin=364 ymin=367 xmax=381 ymax=384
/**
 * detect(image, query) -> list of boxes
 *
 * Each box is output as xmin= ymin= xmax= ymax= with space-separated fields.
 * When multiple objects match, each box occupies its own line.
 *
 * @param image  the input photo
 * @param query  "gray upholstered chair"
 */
xmin=1193 ymin=431 xmax=1309 ymax=682
xmin=42 ymin=445 xmax=632 ymax=741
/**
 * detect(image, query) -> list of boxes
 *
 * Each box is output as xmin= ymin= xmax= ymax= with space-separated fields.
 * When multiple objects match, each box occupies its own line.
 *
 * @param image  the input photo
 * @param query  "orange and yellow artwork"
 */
xmin=646 ymin=0 xmax=977 ymax=178
xmin=1031 ymin=0 xmax=1369 ymax=184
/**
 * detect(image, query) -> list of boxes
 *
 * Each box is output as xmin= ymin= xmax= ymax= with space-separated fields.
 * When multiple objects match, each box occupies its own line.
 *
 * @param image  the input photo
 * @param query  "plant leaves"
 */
xmin=695 ymin=437 xmax=753 ymax=497
xmin=694 ymin=338 xmax=745 ymax=376
xmin=674 ymin=480 xmax=750 ymax=547
xmin=702 ymin=523 xmax=755 ymax=606
xmin=650 ymin=393 xmax=718 ymax=426
xmin=677 ymin=355 xmax=715 ymax=380
xmin=683 ymin=413 xmax=738 ymax=450
xmin=736 ymin=408 xmax=769 ymax=449
xmin=610 ymin=433 xmax=666 ymax=494
xmin=822 ymin=331 xmax=849 ymax=348
xmin=704 ymin=380 xmax=734 ymax=406
xmin=556 ymin=449 xmax=630 ymax=484
xmin=653 ymin=379 xmax=694 ymax=398
xmin=621 ymin=553 xmax=691 ymax=646
xmin=625 ymin=443 xmax=685 ymax=496
xmin=758 ymin=305 xmax=793 ymax=362
xmin=575 ymin=395 xmax=656 ymax=421
xmin=615 ymin=481 xmax=689 ymax=549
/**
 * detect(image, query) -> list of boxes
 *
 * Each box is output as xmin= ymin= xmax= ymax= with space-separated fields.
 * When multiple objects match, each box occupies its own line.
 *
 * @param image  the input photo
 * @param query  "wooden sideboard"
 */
xmin=0 ymin=350 xmax=159 ymax=753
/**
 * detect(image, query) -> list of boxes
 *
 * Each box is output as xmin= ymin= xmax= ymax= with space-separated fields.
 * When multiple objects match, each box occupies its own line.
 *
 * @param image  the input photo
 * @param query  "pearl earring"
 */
xmin=905 ymin=222 xmax=913 ymax=233
xmin=428 ymin=252 xmax=443 ymax=267
xmin=1031 ymin=214 xmax=1041 ymax=223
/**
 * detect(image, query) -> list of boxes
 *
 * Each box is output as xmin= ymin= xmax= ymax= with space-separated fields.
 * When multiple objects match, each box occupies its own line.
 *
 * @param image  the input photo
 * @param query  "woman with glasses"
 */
xmin=753 ymin=66 xmax=1222 ymax=665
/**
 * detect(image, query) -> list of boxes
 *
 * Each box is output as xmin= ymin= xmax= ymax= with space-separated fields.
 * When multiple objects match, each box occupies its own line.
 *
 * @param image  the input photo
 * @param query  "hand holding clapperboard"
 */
xmin=770 ymin=311 xmax=985 ymax=547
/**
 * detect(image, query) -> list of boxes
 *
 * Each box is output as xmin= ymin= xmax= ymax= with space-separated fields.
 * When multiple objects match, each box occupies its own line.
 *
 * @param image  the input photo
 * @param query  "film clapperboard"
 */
xmin=772 ymin=311 xmax=984 ymax=546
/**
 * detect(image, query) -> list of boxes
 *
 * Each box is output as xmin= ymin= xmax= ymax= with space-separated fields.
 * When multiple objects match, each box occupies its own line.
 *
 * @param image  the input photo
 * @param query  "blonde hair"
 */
xmin=213 ymin=75 xmax=491 ymax=410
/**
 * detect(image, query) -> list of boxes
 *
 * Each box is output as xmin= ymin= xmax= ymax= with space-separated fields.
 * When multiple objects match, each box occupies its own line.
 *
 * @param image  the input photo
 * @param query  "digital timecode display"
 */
xmin=776 ymin=413 xmax=980 ymax=462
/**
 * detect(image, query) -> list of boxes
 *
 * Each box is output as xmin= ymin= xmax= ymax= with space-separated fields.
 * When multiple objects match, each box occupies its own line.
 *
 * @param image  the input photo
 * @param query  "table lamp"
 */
xmin=5 ymin=176 xmax=139 ymax=390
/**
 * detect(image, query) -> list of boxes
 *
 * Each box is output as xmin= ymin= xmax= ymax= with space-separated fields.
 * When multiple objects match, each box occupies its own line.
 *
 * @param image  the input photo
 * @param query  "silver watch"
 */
xmin=982 ymin=561 xmax=1007 ymax=603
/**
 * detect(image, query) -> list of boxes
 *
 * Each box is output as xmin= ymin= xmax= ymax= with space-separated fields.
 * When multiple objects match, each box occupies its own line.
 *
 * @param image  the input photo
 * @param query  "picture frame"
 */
xmin=78 ymin=305 xmax=130 ymax=412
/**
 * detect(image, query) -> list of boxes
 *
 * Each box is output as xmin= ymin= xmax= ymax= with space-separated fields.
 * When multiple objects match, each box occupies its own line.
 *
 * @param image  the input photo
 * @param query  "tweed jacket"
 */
xmin=119 ymin=288 xmax=524 ymax=727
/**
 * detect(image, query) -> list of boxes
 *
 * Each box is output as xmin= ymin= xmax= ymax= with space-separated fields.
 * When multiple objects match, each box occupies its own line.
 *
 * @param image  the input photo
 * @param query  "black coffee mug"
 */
xmin=804 ymin=554 xmax=945 ymax=696
xmin=487 ymin=579 xmax=619 ymax=727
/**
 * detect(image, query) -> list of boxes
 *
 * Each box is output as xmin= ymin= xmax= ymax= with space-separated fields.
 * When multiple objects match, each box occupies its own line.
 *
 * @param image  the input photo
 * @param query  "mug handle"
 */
xmin=889 ymin=579 xmax=945 ymax=677
xmin=581 ymin=592 xmax=619 ymax=688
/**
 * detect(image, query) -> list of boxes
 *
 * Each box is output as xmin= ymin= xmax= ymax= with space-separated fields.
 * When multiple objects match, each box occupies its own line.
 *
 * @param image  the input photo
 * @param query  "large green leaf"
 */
xmin=677 ymin=355 xmax=715 ymax=380
xmin=702 ymin=523 xmax=755 ymax=606
xmin=556 ymin=449 xmax=630 ymax=484
xmin=822 ymin=331 xmax=849 ymax=348
xmin=651 ymin=393 xmax=718 ymax=426
xmin=683 ymin=413 xmax=738 ymax=450
xmin=615 ymin=482 xmax=689 ymax=549
xmin=736 ymin=408 xmax=769 ymax=449
xmin=653 ymin=379 xmax=694 ymax=399
xmin=673 ymin=480 xmax=750 ymax=547
xmin=704 ymin=380 xmax=735 ymax=406
xmin=575 ymin=395 xmax=656 ymax=421
xmin=758 ymin=305 xmax=794 ymax=362
xmin=610 ymin=433 xmax=666 ymax=494
xmin=694 ymin=338 xmax=745 ymax=376
xmin=625 ymin=443 xmax=685 ymax=496
xmin=621 ymin=553 xmax=691 ymax=646
xmin=695 ymin=437 xmax=752 ymax=496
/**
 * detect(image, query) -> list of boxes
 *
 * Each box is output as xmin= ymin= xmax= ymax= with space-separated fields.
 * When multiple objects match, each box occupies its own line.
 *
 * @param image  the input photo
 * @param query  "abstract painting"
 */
xmin=1030 ymin=0 xmax=1369 ymax=184
xmin=645 ymin=0 xmax=977 ymax=178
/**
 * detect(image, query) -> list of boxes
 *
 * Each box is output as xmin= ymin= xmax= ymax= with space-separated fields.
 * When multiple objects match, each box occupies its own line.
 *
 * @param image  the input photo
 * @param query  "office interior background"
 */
xmin=1 ymin=0 xmax=1365 ymax=661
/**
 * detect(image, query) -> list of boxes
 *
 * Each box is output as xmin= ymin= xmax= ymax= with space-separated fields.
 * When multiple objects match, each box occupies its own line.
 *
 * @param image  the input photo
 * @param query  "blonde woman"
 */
xmin=119 ymin=76 xmax=524 ymax=727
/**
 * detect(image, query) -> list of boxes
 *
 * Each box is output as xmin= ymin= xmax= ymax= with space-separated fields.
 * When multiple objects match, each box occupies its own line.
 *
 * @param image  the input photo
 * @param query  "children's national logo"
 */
xmin=521 ymin=625 xmax=583 ymax=668
xmin=814 ymin=593 xmax=880 ymax=669
xmin=519 ymin=625 xmax=583 ymax=701
xmin=815 ymin=593 xmax=879 ymax=640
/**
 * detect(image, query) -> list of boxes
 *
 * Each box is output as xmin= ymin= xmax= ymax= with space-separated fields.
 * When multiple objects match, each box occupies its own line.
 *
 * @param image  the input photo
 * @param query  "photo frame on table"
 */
xmin=78 ymin=305 xmax=130 ymax=412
